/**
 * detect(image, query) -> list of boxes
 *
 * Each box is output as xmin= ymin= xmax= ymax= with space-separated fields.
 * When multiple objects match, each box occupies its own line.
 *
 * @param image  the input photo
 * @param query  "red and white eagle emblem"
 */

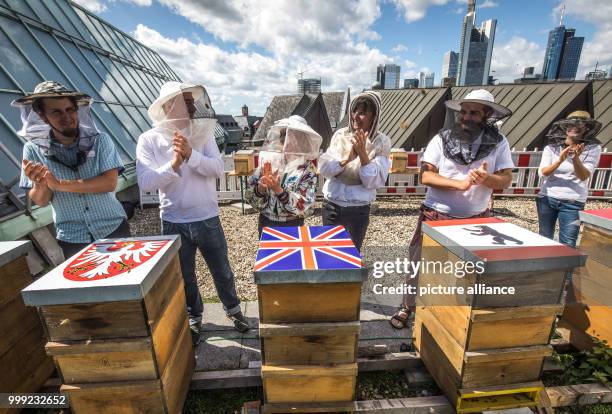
xmin=63 ymin=240 xmax=169 ymax=281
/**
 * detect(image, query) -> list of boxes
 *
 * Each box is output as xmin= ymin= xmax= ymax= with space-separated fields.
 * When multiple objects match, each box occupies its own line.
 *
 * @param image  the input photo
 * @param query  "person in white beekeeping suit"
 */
xmin=136 ymin=81 xmax=249 ymax=345
xmin=245 ymin=115 xmax=321 ymax=237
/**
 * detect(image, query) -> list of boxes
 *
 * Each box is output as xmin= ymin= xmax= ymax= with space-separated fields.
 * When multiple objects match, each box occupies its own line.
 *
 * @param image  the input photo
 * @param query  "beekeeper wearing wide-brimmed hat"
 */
xmin=136 ymin=81 xmax=249 ymax=343
xmin=537 ymin=110 xmax=602 ymax=249
xmin=390 ymin=89 xmax=515 ymax=330
xmin=13 ymin=81 xmax=130 ymax=258
xmin=245 ymin=115 xmax=321 ymax=236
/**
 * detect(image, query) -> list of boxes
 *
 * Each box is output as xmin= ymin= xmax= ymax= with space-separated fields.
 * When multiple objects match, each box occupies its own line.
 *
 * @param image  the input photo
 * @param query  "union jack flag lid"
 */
xmin=254 ymin=225 xmax=366 ymax=285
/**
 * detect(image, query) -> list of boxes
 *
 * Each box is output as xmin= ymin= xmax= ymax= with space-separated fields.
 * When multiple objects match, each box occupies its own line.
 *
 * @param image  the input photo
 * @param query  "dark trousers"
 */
xmin=257 ymin=214 xmax=304 ymax=238
xmin=58 ymin=219 xmax=131 ymax=259
xmin=162 ymin=216 xmax=240 ymax=327
xmin=321 ymin=200 xmax=370 ymax=251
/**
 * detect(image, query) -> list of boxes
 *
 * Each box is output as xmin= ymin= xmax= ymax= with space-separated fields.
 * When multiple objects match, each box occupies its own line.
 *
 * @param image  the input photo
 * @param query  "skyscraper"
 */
xmin=541 ymin=7 xmax=584 ymax=81
xmin=298 ymin=78 xmax=321 ymax=94
xmin=419 ymin=72 xmax=435 ymax=88
xmin=456 ymin=0 xmax=496 ymax=86
xmin=403 ymin=78 xmax=419 ymax=88
xmin=442 ymin=51 xmax=459 ymax=79
xmin=376 ymin=64 xmax=401 ymax=89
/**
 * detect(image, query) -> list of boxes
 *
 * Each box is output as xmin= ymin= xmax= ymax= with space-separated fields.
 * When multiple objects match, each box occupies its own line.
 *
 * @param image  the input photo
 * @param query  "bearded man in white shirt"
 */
xmin=136 ymin=82 xmax=249 ymax=345
xmin=390 ymin=89 xmax=515 ymax=329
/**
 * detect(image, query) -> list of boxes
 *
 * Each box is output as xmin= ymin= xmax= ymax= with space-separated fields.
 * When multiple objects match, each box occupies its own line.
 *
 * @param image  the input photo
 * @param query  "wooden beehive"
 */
xmin=389 ymin=148 xmax=409 ymax=173
xmin=254 ymin=225 xmax=366 ymax=409
xmin=0 ymin=241 xmax=54 ymax=412
xmin=559 ymin=208 xmax=612 ymax=349
xmin=21 ymin=236 xmax=193 ymax=414
xmin=414 ymin=217 xmax=586 ymax=412
xmin=233 ymin=149 xmax=256 ymax=175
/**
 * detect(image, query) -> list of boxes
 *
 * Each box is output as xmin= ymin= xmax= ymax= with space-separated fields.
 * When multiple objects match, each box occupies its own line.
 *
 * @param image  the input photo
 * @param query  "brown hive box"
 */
xmin=21 ymin=236 xmax=193 ymax=414
xmin=414 ymin=217 xmax=586 ymax=412
xmin=559 ymin=208 xmax=612 ymax=349
xmin=254 ymin=225 xmax=366 ymax=408
xmin=0 ymin=241 xmax=54 ymax=412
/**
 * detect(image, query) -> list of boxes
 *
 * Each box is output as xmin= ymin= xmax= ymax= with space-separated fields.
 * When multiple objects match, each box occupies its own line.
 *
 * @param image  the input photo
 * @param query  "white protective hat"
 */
xmin=445 ymin=89 xmax=512 ymax=120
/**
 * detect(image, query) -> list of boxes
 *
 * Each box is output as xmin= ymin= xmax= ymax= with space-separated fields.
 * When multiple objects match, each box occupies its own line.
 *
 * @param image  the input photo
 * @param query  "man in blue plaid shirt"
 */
xmin=14 ymin=81 xmax=130 ymax=259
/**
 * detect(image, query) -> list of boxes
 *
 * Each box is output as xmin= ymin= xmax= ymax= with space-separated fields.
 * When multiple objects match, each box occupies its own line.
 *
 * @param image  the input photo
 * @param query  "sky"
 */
xmin=73 ymin=0 xmax=612 ymax=116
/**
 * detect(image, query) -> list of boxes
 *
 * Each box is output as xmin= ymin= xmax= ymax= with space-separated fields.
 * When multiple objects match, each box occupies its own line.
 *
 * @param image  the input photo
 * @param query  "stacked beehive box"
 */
xmin=0 ymin=241 xmax=54 ymax=410
xmin=414 ymin=217 xmax=586 ymax=413
xmin=21 ymin=235 xmax=194 ymax=414
xmin=559 ymin=208 xmax=612 ymax=349
xmin=254 ymin=225 xmax=366 ymax=412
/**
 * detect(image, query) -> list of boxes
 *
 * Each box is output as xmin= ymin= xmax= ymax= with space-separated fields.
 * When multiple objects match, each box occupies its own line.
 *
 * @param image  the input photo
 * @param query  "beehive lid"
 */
xmin=0 ymin=240 xmax=32 ymax=268
xmin=580 ymin=208 xmax=612 ymax=231
xmin=254 ymin=225 xmax=367 ymax=284
xmin=22 ymin=235 xmax=180 ymax=306
xmin=422 ymin=217 xmax=586 ymax=273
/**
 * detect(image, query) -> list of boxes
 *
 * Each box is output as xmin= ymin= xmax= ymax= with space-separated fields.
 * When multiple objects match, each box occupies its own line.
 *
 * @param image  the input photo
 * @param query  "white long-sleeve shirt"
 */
xmin=136 ymin=129 xmax=224 ymax=223
xmin=319 ymin=150 xmax=391 ymax=207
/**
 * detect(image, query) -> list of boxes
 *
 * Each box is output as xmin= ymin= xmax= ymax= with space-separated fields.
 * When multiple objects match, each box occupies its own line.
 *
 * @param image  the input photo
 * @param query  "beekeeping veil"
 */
xmin=11 ymin=81 xmax=99 ymax=171
xmin=440 ymin=89 xmax=512 ymax=165
xmin=148 ymin=81 xmax=216 ymax=151
xmin=546 ymin=110 xmax=602 ymax=147
xmin=325 ymin=91 xmax=390 ymax=185
xmin=258 ymin=115 xmax=322 ymax=174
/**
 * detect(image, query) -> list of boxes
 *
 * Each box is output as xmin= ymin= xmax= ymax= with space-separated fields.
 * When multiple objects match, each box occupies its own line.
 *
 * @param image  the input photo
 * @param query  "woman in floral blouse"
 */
xmin=245 ymin=116 xmax=322 ymax=237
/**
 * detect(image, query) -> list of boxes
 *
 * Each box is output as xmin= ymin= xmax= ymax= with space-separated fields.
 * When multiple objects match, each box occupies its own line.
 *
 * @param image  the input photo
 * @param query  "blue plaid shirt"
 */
xmin=20 ymin=132 xmax=127 ymax=243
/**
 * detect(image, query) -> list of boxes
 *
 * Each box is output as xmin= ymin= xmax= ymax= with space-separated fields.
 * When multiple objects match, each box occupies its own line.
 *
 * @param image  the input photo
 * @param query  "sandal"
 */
xmin=227 ymin=311 xmax=250 ymax=333
xmin=390 ymin=307 xmax=412 ymax=330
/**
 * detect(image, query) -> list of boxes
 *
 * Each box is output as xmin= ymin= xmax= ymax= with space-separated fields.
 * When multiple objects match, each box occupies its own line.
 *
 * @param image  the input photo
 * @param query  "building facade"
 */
xmin=376 ymin=64 xmax=400 ymax=89
xmin=403 ymin=78 xmax=419 ymax=88
xmin=297 ymin=78 xmax=321 ymax=94
xmin=419 ymin=72 xmax=435 ymax=88
xmin=442 ymin=51 xmax=458 ymax=79
xmin=456 ymin=0 xmax=496 ymax=86
xmin=542 ymin=25 xmax=584 ymax=81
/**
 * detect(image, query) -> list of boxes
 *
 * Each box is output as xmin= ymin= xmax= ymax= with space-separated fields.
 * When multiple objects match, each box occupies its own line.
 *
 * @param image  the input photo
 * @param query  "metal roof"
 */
xmin=378 ymin=88 xmax=450 ymax=150
xmin=452 ymin=82 xmax=590 ymax=150
xmin=593 ymin=80 xmax=612 ymax=149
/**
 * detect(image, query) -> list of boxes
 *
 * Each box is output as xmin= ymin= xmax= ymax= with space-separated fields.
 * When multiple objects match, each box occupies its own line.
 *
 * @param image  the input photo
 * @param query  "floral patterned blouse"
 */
xmin=245 ymin=161 xmax=318 ymax=222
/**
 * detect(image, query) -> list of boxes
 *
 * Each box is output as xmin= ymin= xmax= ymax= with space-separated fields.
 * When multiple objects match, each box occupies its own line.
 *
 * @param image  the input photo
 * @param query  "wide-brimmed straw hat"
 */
xmin=11 ymin=81 xmax=91 ymax=107
xmin=445 ymin=89 xmax=512 ymax=120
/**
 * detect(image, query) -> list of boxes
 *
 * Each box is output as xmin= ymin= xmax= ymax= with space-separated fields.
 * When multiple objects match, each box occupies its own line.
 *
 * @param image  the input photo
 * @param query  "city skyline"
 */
xmin=74 ymin=0 xmax=611 ymax=114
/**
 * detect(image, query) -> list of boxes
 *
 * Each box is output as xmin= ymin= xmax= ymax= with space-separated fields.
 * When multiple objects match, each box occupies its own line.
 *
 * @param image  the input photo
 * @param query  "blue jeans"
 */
xmin=536 ymin=195 xmax=585 ymax=248
xmin=162 ymin=216 xmax=241 ymax=327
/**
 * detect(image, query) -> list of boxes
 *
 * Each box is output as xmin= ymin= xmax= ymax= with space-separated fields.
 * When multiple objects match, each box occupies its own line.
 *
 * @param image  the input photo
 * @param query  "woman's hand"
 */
xmin=558 ymin=145 xmax=572 ymax=162
xmin=352 ymin=129 xmax=370 ymax=166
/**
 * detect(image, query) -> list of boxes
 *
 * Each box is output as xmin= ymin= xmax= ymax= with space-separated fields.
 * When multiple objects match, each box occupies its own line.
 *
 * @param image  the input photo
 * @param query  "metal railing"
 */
xmin=139 ymin=149 xmax=612 ymax=206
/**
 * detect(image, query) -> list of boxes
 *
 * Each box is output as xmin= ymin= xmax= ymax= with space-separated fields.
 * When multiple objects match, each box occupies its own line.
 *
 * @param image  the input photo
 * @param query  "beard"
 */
xmin=56 ymin=127 xmax=79 ymax=138
xmin=452 ymin=120 xmax=483 ymax=143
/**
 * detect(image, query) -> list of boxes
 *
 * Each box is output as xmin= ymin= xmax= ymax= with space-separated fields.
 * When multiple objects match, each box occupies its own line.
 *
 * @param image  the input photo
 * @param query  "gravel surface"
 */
xmin=129 ymin=196 xmax=612 ymax=302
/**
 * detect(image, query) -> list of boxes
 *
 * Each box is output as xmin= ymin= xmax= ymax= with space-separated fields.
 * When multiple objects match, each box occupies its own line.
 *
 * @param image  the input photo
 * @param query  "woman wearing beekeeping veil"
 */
xmin=246 ymin=115 xmax=321 ymax=237
xmin=537 ymin=110 xmax=602 ymax=248
xmin=137 ymin=81 xmax=249 ymax=344
xmin=318 ymin=91 xmax=391 ymax=251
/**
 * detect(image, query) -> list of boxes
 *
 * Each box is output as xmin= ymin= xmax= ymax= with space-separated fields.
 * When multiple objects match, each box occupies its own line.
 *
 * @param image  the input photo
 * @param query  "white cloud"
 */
xmin=73 ymin=0 xmax=107 ymax=13
xmin=393 ymin=44 xmax=408 ymax=53
xmin=404 ymin=59 xmax=418 ymax=69
xmin=391 ymin=0 xmax=452 ymax=23
xmin=479 ymin=0 xmax=499 ymax=8
xmin=134 ymin=23 xmax=391 ymax=115
xmin=552 ymin=0 xmax=612 ymax=78
xmin=490 ymin=36 xmax=544 ymax=82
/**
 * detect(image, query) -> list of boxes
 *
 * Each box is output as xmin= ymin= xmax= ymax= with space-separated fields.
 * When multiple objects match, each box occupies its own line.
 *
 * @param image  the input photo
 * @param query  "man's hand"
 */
xmin=43 ymin=170 xmax=62 ymax=191
xmin=173 ymin=132 xmax=193 ymax=160
xmin=22 ymin=160 xmax=49 ymax=187
xmin=468 ymin=161 xmax=489 ymax=185
xmin=457 ymin=177 xmax=473 ymax=191
xmin=171 ymin=150 xmax=184 ymax=172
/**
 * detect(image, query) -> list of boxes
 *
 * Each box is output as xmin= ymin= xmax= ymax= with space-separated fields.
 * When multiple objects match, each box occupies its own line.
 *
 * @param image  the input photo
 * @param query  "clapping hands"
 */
xmin=258 ymin=162 xmax=283 ymax=195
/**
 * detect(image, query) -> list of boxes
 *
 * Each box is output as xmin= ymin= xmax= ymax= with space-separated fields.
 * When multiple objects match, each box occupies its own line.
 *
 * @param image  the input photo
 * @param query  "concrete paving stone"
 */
xmin=360 ymin=299 xmax=387 ymax=321
xmin=195 ymin=331 xmax=243 ymax=371
xmin=201 ymin=301 xmax=248 ymax=332
xmin=360 ymin=320 xmax=412 ymax=341
xmin=239 ymin=338 xmax=261 ymax=369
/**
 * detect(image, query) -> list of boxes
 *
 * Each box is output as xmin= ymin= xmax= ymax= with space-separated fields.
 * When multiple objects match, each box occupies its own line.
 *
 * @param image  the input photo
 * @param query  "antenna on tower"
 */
xmin=559 ymin=3 xmax=565 ymax=26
